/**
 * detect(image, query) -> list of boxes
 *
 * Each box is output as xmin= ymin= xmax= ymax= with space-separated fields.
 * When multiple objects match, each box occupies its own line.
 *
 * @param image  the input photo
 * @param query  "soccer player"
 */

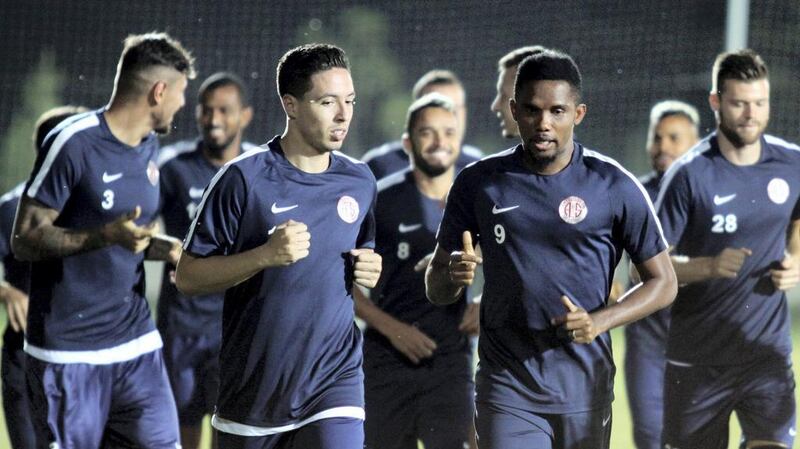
xmin=0 ymin=105 xmax=86 ymax=449
xmin=176 ymin=43 xmax=382 ymax=449
xmin=362 ymin=70 xmax=483 ymax=178
xmin=354 ymin=93 xmax=476 ymax=449
xmin=11 ymin=32 xmax=194 ymax=448
xmin=425 ymin=50 xmax=677 ymax=449
xmin=490 ymin=45 xmax=547 ymax=139
xmin=656 ymin=49 xmax=799 ymax=449
xmin=157 ymin=71 xmax=255 ymax=449
xmin=623 ymin=100 xmax=700 ymax=449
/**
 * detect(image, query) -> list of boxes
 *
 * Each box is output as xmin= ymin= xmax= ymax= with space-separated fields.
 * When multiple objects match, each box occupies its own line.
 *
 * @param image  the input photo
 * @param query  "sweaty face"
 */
xmin=294 ymin=67 xmax=355 ymax=153
xmin=648 ymin=115 xmax=698 ymax=174
xmin=715 ymin=78 xmax=769 ymax=148
xmin=154 ymin=74 xmax=188 ymax=135
xmin=490 ymin=66 xmax=519 ymax=139
xmin=511 ymin=79 xmax=585 ymax=167
xmin=197 ymin=84 xmax=249 ymax=154
xmin=408 ymin=106 xmax=461 ymax=177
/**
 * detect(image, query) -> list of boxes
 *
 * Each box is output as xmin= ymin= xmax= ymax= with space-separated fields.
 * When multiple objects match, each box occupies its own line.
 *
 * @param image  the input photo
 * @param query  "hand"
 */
xmin=102 ymin=206 xmax=158 ymax=253
xmin=385 ymin=320 xmax=437 ymax=364
xmin=458 ymin=302 xmax=480 ymax=336
xmin=0 ymin=282 xmax=28 ymax=332
xmin=449 ymin=231 xmax=482 ymax=286
xmin=260 ymin=220 xmax=311 ymax=267
xmin=771 ymin=253 xmax=800 ymax=291
xmin=551 ymin=295 xmax=599 ymax=344
xmin=148 ymin=234 xmax=183 ymax=265
xmin=414 ymin=252 xmax=434 ymax=272
xmin=351 ymin=248 xmax=382 ymax=288
xmin=710 ymin=247 xmax=751 ymax=278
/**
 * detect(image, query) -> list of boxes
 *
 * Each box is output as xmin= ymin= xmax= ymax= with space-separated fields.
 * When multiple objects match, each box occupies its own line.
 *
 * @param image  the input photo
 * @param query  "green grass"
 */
xmin=1 ymin=308 xmax=797 ymax=448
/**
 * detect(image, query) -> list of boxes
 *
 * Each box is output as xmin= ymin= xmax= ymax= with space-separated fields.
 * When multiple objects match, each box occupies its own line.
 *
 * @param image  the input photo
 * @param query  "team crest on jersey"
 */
xmin=767 ymin=178 xmax=789 ymax=204
xmin=337 ymin=195 xmax=359 ymax=223
xmin=147 ymin=160 xmax=159 ymax=186
xmin=558 ymin=196 xmax=588 ymax=224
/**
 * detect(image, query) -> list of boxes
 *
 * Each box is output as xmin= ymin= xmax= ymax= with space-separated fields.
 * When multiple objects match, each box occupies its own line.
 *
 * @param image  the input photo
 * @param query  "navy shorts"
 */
xmin=216 ymin=417 xmax=364 ymax=449
xmin=624 ymin=324 xmax=667 ymax=449
xmin=663 ymin=357 xmax=796 ymax=449
xmin=26 ymin=349 xmax=180 ymax=449
xmin=364 ymin=350 xmax=474 ymax=449
xmin=475 ymin=401 xmax=611 ymax=449
xmin=3 ymin=343 xmax=35 ymax=449
xmin=162 ymin=330 xmax=220 ymax=426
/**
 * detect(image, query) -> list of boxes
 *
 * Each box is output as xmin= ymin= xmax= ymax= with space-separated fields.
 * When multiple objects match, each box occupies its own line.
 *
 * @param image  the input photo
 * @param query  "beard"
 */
xmin=412 ymin=149 xmax=451 ymax=178
xmin=718 ymin=108 xmax=765 ymax=148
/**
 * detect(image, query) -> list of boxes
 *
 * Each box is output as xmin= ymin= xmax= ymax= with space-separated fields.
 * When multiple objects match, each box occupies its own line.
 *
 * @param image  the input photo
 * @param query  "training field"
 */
xmin=0 ymin=302 xmax=797 ymax=447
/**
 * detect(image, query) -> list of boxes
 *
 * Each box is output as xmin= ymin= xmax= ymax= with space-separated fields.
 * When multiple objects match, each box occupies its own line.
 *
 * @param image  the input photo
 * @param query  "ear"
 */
xmin=574 ymin=103 xmax=587 ymax=126
xmin=708 ymin=92 xmax=720 ymax=112
xmin=152 ymin=80 xmax=168 ymax=106
xmin=509 ymin=98 xmax=518 ymax=122
xmin=401 ymin=132 xmax=412 ymax=156
xmin=281 ymin=94 xmax=298 ymax=120
xmin=240 ymin=106 xmax=254 ymax=129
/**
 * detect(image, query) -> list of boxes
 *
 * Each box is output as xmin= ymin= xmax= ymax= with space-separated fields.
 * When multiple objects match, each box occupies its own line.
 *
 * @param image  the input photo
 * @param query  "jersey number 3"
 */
xmin=711 ymin=214 xmax=737 ymax=233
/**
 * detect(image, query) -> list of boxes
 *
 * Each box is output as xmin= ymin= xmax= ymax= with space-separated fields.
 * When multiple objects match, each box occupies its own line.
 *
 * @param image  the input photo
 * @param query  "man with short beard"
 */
xmin=156 ymin=72 xmax=255 ymax=449
xmin=12 ymin=32 xmax=194 ymax=448
xmin=354 ymin=93 xmax=477 ymax=449
xmin=656 ymin=49 xmax=800 ymax=449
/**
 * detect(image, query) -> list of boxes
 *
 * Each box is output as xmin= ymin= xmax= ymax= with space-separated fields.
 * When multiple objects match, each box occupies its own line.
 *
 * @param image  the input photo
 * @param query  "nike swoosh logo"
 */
xmin=713 ymin=194 xmax=736 ymax=205
xmin=398 ymin=223 xmax=422 ymax=233
xmin=188 ymin=187 xmax=204 ymax=199
xmin=492 ymin=205 xmax=520 ymax=214
xmin=271 ymin=203 xmax=298 ymax=214
xmin=102 ymin=172 xmax=123 ymax=183
xmin=789 ymin=427 xmax=796 ymax=437
xmin=602 ymin=414 xmax=611 ymax=427
xmin=268 ymin=225 xmax=277 ymax=235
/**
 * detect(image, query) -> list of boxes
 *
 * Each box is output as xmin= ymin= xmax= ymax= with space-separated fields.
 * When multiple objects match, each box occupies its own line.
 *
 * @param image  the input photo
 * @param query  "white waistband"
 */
xmin=212 ymin=406 xmax=365 ymax=436
xmin=24 ymin=330 xmax=163 ymax=365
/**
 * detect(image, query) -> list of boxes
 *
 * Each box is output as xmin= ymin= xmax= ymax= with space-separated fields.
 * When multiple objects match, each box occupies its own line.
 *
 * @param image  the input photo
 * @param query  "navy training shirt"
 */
xmin=0 ymin=183 xmax=28 ymax=350
xmin=366 ymin=169 xmax=468 ymax=363
xmin=183 ymin=136 xmax=376 ymax=430
xmin=362 ymin=139 xmax=483 ymax=179
xmin=23 ymin=110 xmax=160 ymax=355
xmin=156 ymin=139 xmax=256 ymax=336
xmin=656 ymin=133 xmax=800 ymax=366
xmin=437 ymin=143 xmax=666 ymax=413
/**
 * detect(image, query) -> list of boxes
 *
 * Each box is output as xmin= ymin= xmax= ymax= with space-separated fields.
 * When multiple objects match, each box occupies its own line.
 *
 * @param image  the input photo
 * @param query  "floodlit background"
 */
xmin=0 ymin=1 xmax=798 ymax=447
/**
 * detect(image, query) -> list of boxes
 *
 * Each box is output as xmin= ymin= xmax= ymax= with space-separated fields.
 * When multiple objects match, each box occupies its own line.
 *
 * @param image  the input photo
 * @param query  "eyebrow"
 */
xmin=312 ymin=92 xmax=356 ymax=101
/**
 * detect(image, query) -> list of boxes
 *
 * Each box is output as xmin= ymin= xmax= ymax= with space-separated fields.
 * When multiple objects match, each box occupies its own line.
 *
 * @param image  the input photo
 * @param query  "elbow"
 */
xmin=174 ymin=264 xmax=200 ymax=296
xmin=659 ymin=269 xmax=678 ymax=309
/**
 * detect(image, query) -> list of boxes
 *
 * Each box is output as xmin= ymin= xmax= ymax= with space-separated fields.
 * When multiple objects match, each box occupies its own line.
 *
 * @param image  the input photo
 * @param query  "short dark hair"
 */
xmin=198 ymin=72 xmax=249 ymax=107
xmin=712 ymin=49 xmax=768 ymax=95
xmin=33 ymin=105 xmax=89 ymax=152
xmin=405 ymin=93 xmax=456 ymax=134
xmin=114 ymin=32 xmax=195 ymax=97
xmin=498 ymin=45 xmax=548 ymax=71
xmin=276 ymin=44 xmax=350 ymax=98
xmin=411 ymin=70 xmax=462 ymax=100
xmin=514 ymin=50 xmax=582 ymax=101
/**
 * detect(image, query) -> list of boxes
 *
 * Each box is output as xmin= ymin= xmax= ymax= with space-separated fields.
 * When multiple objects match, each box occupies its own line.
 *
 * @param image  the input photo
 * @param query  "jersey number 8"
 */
xmin=397 ymin=242 xmax=410 ymax=260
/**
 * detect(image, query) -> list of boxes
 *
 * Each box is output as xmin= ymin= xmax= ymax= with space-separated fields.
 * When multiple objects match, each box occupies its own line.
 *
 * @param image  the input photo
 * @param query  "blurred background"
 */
xmin=0 ymin=1 xmax=798 ymax=447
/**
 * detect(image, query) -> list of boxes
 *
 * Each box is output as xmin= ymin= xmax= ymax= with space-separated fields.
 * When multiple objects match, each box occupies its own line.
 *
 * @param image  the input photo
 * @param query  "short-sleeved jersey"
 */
xmin=183 ymin=136 xmax=376 ymax=430
xmin=156 ymin=139 xmax=257 ymax=336
xmin=437 ymin=143 xmax=666 ymax=413
xmin=23 ymin=110 xmax=161 ymax=358
xmin=362 ymin=140 xmax=483 ymax=179
xmin=627 ymin=171 xmax=671 ymax=344
xmin=0 ymin=183 xmax=28 ymax=349
xmin=366 ymin=169 xmax=468 ymax=361
xmin=655 ymin=133 xmax=800 ymax=366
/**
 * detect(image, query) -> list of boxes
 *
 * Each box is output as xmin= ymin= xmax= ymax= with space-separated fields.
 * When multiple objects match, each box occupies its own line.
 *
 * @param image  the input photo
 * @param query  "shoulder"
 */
xmin=581 ymin=147 xmax=653 ymax=202
xmin=45 ymin=113 xmax=103 ymax=155
xmin=463 ymin=146 xmax=517 ymax=176
xmin=334 ymin=150 xmax=376 ymax=183
xmin=361 ymin=140 xmax=402 ymax=163
xmin=461 ymin=143 xmax=484 ymax=160
xmin=660 ymin=136 xmax=715 ymax=189
xmin=764 ymin=134 xmax=800 ymax=162
xmin=157 ymin=139 xmax=197 ymax=167
xmin=376 ymin=169 xmax=411 ymax=196
xmin=0 ymin=183 xmax=25 ymax=209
